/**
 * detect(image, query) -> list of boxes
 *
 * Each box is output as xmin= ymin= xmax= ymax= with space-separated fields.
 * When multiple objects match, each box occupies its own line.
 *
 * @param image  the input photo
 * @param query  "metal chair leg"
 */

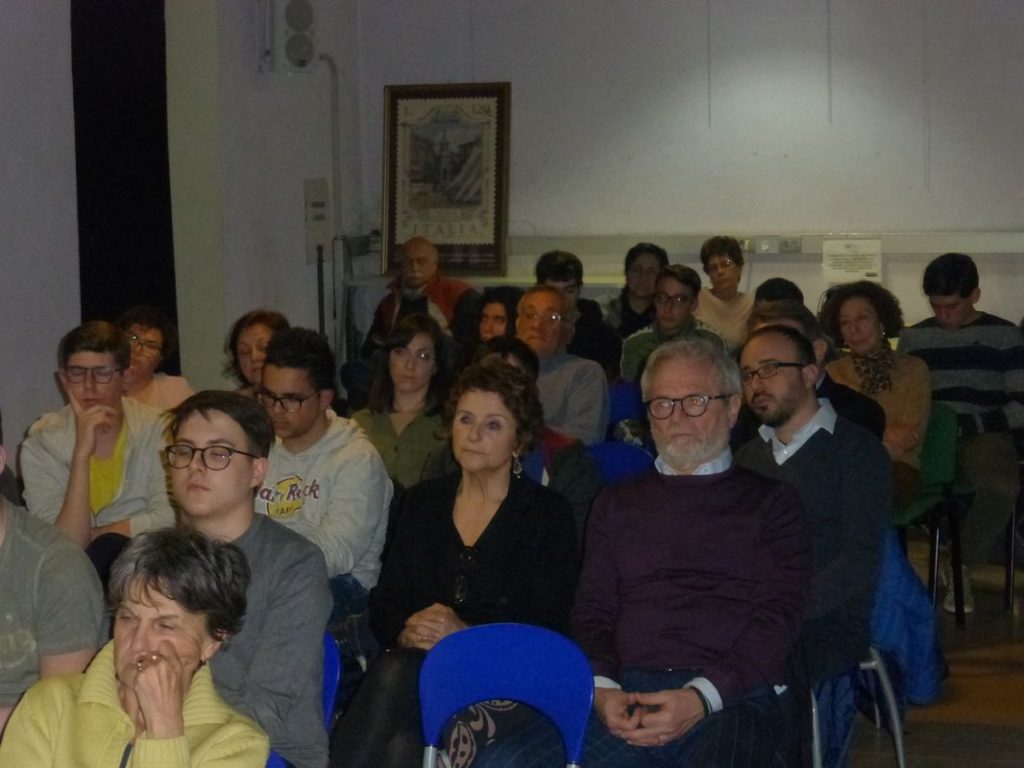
xmin=949 ymin=505 xmax=966 ymax=627
xmin=810 ymin=689 xmax=823 ymax=768
xmin=1006 ymin=502 xmax=1017 ymax=611
xmin=860 ymin=648 xmax=907 ymax=768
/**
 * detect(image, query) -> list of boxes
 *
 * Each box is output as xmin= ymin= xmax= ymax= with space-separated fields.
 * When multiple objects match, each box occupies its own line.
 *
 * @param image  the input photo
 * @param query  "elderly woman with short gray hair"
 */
xmin=0 ymin=528 xmax=269 ymax=767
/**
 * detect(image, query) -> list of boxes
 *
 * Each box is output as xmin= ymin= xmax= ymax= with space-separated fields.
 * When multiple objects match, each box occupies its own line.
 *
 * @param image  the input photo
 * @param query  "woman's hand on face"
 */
xmin=398 ymin=603 xmax=467 ymax=651
xmin=132 ymin=640 xmax=197 ymax=739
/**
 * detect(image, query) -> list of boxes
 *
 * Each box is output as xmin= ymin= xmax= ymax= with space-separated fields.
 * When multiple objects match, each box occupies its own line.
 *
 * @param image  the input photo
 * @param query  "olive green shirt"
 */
xmin=351 ymin=409 xmax=444 ymax=489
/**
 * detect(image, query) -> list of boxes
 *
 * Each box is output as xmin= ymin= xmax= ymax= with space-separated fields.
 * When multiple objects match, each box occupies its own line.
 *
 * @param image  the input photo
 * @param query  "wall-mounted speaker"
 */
xmin=260 ymin=0 xmax=317 ymax=74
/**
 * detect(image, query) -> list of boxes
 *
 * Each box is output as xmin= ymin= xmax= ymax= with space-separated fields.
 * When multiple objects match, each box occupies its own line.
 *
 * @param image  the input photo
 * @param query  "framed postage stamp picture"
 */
xmin=382 ymin=82 xmax=510 ymax=276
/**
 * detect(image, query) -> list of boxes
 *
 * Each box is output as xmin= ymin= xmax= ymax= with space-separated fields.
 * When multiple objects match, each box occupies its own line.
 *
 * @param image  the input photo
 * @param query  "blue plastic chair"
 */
xmin=267 ymin=633 xmax=342 ymax=768
xmin=586 ymin=441 xmax=655 ymax=485
xmin=419 ymin=623 xmax=594 ymax=768
xmin=608 ymin=379 xmax=645 ymax=426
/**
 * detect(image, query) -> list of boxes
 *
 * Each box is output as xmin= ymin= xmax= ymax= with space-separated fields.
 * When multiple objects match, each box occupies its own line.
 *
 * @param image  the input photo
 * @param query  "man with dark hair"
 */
xmin=0 ymin=405 xmax=104 ymax=734
xmin=605 ymin=242 xmax=670 ymax=339
xmin=898 ymin=252 xmax=1024 ymax=613
xmin=255 ymin=327 xmax=391 ymax=634
xmin=754 ymin=277 xmax=805 ymax=305
xmin=729 ymin=300 xmax=886 ymax=448
xmin=535 ymin=250 xmax=622 ymax=376
xmin=167 ymin=390 xmax=331 ymax=768
xmin=20 ymin=321 xmax=173 ymax=559
xmin=516 ymin=286 xmax=609 ymax=444
xmin=620 ymin=265 xmax=726 ymax=383
xmin=736 ymin=325 xmax=889 ymax=692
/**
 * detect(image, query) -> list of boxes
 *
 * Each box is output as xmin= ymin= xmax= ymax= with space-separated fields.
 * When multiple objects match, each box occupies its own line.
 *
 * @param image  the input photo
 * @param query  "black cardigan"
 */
xmin=369 ymin=472 xmax=579 ymax=649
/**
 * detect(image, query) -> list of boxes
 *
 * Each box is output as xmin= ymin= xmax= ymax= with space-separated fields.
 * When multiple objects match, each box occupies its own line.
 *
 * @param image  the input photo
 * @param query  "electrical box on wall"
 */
xmin=259 ymin=0 xmax=317 ymax=74
xmin=305 ymin=178 xmax=331 ymax=265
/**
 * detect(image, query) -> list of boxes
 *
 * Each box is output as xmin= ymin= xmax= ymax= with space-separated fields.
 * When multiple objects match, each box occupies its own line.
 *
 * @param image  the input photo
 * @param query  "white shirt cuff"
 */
xmin=684 ymin=677 xmax=723 ymax=713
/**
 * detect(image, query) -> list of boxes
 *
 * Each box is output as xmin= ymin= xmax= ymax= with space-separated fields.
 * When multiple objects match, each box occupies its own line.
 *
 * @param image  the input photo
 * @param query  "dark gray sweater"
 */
xmin=210 ymin=513 xmax=332 ymax=768
xmin=736 ymin=418 xmax=890 ymax=684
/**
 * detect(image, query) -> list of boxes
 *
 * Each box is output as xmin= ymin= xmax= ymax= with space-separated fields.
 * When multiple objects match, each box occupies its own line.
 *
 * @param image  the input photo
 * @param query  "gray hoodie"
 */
xmin=256 ymin=411 xmax=392 ymax=588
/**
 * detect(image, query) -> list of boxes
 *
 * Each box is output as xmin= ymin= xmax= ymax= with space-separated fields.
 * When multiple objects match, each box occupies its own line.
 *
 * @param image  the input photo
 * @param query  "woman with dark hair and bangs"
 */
xmin=351 ymin=314 xmax=451 ymax=490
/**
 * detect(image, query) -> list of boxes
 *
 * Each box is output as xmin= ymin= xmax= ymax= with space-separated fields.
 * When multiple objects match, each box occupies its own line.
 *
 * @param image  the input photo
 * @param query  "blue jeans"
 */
xmin=475 ymin=668 xmax=784 ymax=768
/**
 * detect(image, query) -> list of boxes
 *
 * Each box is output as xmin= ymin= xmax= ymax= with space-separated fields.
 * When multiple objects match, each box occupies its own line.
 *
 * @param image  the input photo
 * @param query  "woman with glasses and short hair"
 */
xmin=693 ymin=235 xmax=755 ymax=349
xmin=0 ymin=527 xmax=269 ymax=766
xmin=117 ymin=306 xmax=194 ymax=410
xmin=331 ymin=361 xmax=579 ymax=768
xmin=351 ymin=314 xmax=451 ymax=490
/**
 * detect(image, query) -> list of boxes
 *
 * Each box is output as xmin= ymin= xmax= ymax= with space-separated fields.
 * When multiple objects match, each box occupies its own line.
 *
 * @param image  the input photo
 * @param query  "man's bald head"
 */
xmin=400 ymin=237 xmax=440 ymax=290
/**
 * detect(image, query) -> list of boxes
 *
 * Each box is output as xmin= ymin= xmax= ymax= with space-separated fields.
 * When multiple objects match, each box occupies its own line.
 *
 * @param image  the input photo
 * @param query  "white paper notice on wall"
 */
xmin=821 ymin=239 xmax=882 ymax=284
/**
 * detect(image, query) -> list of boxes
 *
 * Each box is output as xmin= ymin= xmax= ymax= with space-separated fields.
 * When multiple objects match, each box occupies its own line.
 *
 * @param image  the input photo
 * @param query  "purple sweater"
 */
xmin=572 ymin=466 xmax=811 ymax=706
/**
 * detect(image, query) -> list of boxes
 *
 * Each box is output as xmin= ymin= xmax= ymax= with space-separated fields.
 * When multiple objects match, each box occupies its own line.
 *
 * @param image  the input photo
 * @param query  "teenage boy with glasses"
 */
xmin=20 ymin=321 xmax=173 ymax=566
xmin=167 ymin=389 xmax=331 ymax=768
xmin=254 ymin=327 xmax=391 ymax=647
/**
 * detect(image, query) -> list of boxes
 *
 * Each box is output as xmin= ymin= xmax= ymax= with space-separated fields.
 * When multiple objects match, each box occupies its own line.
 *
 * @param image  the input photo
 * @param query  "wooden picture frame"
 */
xmin=382 ymin=82 xmax=510 ymax=276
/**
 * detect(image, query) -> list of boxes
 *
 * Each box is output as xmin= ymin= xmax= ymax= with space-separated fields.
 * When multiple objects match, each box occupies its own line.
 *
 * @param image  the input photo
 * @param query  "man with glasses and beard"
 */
xmin=21 ymin=322 xmax=173 ymax=572
xmin=736 ymin=325 xmax=889 ymax=764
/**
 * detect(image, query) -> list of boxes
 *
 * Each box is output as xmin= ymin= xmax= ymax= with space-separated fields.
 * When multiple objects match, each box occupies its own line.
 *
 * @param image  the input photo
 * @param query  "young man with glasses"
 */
xmin=736 ymin=324 xmax=889 ymax=758
xmin=21 ymin=321 xmax=173 ymax=561
xmin=620 ymin=264 xmax=726 ymax=383
xmin=167 ymin=390 xmax=331 ymax=768
xmin=256 ymin=328 xmax=391 ymax=645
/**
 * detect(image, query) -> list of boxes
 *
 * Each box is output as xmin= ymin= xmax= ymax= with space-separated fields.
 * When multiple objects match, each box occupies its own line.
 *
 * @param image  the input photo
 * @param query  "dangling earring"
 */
xmin=511 ymin=451 xmax=523 ymax=479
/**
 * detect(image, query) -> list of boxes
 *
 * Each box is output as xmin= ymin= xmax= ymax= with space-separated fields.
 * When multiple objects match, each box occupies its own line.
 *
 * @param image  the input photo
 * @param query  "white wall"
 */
xmin=347 ymin=0 xmax=1024 ymax=325
xmin=0 ymin=2 xmax=81 ymax=447
xmin=354 ymin=0 xmax=1024 ymax=235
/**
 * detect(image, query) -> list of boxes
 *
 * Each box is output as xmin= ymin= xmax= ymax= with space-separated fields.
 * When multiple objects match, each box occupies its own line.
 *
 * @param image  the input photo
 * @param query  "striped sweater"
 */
xmin=896 ymin=312 xmax=1024 ymax=433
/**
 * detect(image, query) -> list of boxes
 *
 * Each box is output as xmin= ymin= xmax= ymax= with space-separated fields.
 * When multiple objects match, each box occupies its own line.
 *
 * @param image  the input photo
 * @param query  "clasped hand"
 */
xmin=594 ymin=687 xmax=706 ymax=747
xmin=398 ymin=603 xmax=467 ymax=651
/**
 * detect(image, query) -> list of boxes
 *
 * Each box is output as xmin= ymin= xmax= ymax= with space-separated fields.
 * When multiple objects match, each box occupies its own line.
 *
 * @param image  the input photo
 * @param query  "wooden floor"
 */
xmin=850 ymin=544 xmax=1024 ymax=767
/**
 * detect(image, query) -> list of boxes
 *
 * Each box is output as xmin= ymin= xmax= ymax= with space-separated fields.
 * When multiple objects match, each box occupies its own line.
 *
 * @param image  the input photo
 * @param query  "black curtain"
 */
xmin=71 ymin=0 xmax=181 ymax=373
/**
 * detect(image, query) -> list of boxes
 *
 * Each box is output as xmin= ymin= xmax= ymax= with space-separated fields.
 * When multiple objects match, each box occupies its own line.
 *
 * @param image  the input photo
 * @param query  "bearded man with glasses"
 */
xmin=166 ymin=390 xmax=331 ymax=768
xmin=21 ymin=321 xmax=173 ymax=572
xmin=484 ymin=336 xmax=810 ymax=768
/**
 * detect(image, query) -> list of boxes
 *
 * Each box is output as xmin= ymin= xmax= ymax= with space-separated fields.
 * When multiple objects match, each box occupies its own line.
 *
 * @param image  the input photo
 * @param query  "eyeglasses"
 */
xmin=706 ymin=258 xmax=736 ymax=272
xmin=255 ymin=390 xmax=318 ymax=413
xmin=653 ymin=292 xmax=693 ymax=308
xmin=127 ymin=333 xmax=163 ymax=357
xmin=390 ymin=347 xmax=435 ymax=367
xmin=453 ymin=545 xmax=479 ymax=606
xmin=165 ymin=444 xmax=260 ymax=470
xmin=645 ymin=394 xmax=733 ymax=420
xmin=740 ymin=361 xmax=807 ymax=385
xmin=63 ymin=365 xmax=121 ymax=384
xmin=520 ymin=308 xmax=563 ymax=325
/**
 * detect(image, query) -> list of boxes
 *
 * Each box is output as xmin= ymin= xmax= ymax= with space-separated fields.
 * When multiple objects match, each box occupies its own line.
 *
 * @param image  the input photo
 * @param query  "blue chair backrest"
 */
xmin=608 ymin=379 xmax=646 ymax=425
xmin=419 ymin=623 xmax=594 ymax=766
xmin=267 ymin=633 xmax=342 ymax=768
xmin=586 ymin=441 xmax=655 ymax=485
xmin=322 ymin=632 xmax=342 ymax=729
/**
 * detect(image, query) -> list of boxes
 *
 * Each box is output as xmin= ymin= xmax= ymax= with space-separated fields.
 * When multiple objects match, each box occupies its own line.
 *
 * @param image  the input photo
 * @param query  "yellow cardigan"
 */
xmin=0 ymin=642 xmax=269 ymax=767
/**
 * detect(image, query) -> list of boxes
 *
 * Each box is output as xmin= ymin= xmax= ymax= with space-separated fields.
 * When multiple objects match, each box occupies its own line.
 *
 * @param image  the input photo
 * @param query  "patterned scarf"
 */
xmin=850 ymin=344 xmax=894 ymax=395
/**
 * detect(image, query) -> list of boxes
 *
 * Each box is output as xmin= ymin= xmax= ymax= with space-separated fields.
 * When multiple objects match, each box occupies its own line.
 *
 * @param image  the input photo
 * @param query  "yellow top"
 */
xmin=0 ymin=642 xmax=269 ymax=767
xmin=89 ymin=424 xmax=127 ymax=515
